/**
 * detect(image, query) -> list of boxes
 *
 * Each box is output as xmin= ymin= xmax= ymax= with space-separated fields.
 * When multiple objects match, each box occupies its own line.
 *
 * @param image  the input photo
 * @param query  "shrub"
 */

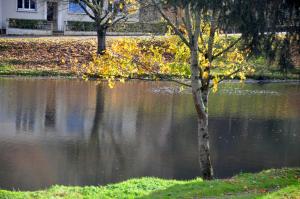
xmin=66 ymin=21 xmax=96 ymax=31
xmin=66 ymin=21 xmax=167 ymax=34
xmin=73 ymin=36 xmax=253 ymax=90
xmin=8 ymin=18 xmax=50 ymax=30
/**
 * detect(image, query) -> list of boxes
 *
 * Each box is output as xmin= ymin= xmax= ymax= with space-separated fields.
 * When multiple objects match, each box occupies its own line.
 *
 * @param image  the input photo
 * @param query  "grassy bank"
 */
xmin=1 ymin=64 xmax=299 ymax=81
xmin=0 ymin=64 xmax=75 ymax=77
xmin=0 ymin=168 xmax=299 ymax=199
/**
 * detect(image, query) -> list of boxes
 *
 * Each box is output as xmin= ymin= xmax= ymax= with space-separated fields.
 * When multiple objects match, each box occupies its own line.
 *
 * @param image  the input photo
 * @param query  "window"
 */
xmin=69 ymin=0 xmax=86 ymax=14
xmin=17 ymin=0 xmax=36 ymax=11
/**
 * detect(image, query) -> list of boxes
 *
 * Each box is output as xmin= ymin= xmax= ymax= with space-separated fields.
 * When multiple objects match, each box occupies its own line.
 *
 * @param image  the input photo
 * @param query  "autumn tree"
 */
xmin=76 ymin=0 xmax=251 ymax=180
xmin=72 ymin=0 xmax=138 ymax=54
xmin=149 ymin=0 xmax=299 ymax=180
xmin=144 ymin=0 xmax=240 ymax=180
xmin=76 ymin=0 xmax=299 ymax=181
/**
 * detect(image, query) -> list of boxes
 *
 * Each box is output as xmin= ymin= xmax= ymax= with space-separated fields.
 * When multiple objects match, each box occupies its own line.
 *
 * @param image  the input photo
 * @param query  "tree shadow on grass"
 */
xmin=139 ymin=169 xmax=300 ymax=199
xmin=139 ymin=179 xmax=245 ymax=199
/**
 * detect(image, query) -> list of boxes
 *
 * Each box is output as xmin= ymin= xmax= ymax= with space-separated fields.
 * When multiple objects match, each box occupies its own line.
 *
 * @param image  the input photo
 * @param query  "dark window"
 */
xmin=24 ymin=0 xmax=29 ymax=9
xmin=17 ymin=0 xmax=36 ymax=10
xmin=17 ymin=0 xmax=23 ymax=8
xmin=30 ymin=0 xmax=36 ymax=9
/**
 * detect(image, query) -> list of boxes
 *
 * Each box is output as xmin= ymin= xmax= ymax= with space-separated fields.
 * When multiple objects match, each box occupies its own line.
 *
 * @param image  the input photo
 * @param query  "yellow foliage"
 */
xmin=202 ymin=71 xmax=209 ymax=79
xmin=73 ymin=35 xmax=252 ymax=90
xmin=212 ymin=77 xmax=219 ymax=93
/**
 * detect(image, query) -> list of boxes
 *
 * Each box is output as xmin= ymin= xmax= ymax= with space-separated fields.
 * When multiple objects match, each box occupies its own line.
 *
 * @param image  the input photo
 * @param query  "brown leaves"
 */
xmin=0 ymin=38 xmax=97 ymax=70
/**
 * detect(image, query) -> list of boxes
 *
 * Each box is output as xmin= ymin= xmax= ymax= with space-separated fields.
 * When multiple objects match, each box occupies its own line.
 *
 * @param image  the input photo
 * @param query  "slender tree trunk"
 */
xmin=96 ymin=25 xmax=106 ymax=55
xmin=190 ymin=44 xmax=214 ymax=180
xmin=197 ymin=90 xmax=213 ymax=180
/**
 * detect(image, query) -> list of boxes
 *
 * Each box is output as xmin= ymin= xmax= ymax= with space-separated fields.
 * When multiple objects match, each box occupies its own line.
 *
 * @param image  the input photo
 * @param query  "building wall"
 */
xmin=59 ymin=0 xmax=140 ymax=30
xmin=2 ymin=0 xmax=46 ymax=29
xmin=58 ymin=0 xmax=93 ymax=31
xmin=6 ymin=28 xmax=52 ymax=35
xmin=2 ymin=0 xmax=140 ymax=34
xmin=0 ymin=0 xmax=3 ymax=29
xmin=1 ymin=0 xmax=93 ymax=31
xmin=139 ymin=0 xmax=160 ymax=23
xmin=58 ymin=0 xmax=139 ymax=26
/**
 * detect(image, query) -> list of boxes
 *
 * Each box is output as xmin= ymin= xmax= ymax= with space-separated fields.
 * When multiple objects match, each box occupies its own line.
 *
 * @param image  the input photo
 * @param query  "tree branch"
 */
xmin=167 ymin=79 xmax=192 ymax=87
xmin=79 ymin=0 xmax=98 ymax=14
xmin=77 ymin=1 xmax=96 ymax=20
xmin=209 ymin=68 xmax=242 ymax=89
xmin=151 ymin=0 xmax=190 ymax=48
xmin=110 ymin=15 xmax=127 ymax=27
xmin=212 ymin=36 xmax=242 ymax=60
xmin=100 ymin=10 xmax=109 ymax=21
xmin=184 ymin=4 xmax=193 ymax=43
xmin=207 ymin=9 xmax=217 ymax=62
xmin=131 ymin=77 xmax=191 ymax=87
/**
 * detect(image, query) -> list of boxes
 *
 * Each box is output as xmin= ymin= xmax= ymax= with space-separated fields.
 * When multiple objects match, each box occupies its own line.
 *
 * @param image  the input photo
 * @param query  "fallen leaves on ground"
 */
xmin=0 ymin=38 xmax=97 ymax=69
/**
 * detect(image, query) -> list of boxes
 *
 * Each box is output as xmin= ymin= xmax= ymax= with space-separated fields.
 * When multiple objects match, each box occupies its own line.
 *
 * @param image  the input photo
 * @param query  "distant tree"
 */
xmin=73 ymin=0 xmax=138 ymax=55
xmin=278 ymin=37 xmax=294 ymax=75
xmin=226 ymin=0 xmax=299 ymax=70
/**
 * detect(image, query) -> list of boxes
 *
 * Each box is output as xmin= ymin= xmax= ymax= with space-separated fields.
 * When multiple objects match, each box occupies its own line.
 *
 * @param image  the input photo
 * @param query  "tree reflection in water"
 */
xmin=44 ymin=82 xmax=56 ymax=130
xmin=0 ymin=79 xmax=299 ymax=190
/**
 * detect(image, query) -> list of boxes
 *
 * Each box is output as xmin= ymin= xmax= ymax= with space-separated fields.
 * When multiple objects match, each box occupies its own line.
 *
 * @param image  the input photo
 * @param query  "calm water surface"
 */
xmin=0 ymin=78 xmax=299 ymax=190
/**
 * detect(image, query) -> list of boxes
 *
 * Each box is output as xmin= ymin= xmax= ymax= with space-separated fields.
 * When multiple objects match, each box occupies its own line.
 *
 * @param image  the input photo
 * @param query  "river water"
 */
xmin=0 ymin=78 xmax=299 ymax=190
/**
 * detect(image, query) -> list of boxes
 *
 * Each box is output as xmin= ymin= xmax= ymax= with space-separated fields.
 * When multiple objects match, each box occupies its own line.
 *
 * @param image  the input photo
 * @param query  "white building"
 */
xmin=0 ymin=0 xmax=143 ymax=35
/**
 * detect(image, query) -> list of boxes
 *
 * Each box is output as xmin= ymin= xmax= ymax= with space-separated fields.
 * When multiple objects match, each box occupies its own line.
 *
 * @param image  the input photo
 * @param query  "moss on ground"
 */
xmin=0 ymin=168 xmax=299 ymax=199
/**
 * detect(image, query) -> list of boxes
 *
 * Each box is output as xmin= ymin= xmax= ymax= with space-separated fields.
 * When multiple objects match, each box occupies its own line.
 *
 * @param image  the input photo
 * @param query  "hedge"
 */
xmin=66 ymin=21 xmax=168 ymax=34
xmin=8 ymin=18 xmax=51 ymax=30
xmin=7 ymin=19 xmax=168 ymax=34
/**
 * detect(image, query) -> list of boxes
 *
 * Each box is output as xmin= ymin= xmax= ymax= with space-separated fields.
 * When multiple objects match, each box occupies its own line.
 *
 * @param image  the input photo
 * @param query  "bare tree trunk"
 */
xmin=197 ymin=90 xmax=213 ymax=180
xmin=96 ymin=25 xmax=106 ymax=55
xmin=190 ymin=45 xmax=214 ymax=180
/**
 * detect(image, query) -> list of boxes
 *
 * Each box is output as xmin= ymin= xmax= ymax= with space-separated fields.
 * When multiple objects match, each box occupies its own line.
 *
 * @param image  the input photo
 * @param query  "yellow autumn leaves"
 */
xmin=73 ymin=37 xmax=190 ymax=83
xmin=73 ymin=35 xmax=254 ymax=90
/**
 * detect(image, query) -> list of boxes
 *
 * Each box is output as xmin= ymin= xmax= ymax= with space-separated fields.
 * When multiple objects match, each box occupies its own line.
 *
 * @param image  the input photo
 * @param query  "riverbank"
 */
xmin=0 ymin=168 xmax=299 ymax=199
xmin=1 ymin=65 xmax=300 ymax=82
xmin=0 ymin=37 xmax=299 ymax=80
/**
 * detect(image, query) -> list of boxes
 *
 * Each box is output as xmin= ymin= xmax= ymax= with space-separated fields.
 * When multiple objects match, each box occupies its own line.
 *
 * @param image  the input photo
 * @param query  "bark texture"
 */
xmin=190 ymin=40 xmax=214 ymax=180
xmin=197 ymin=92 xmax=213 ymax=180
xmin=97 ymin=26 xmax=107 ymax=55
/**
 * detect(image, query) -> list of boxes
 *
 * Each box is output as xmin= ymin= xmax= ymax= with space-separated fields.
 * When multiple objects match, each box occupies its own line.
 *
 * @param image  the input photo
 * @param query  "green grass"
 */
xmin=259 ymin=184 xmax=300 ymax=199
xmin=1 ymin=64 xmax=299 ymax=81
xmin=248 ymin=71 xmax=300 ymax=80
xmin=1 ymin=60 xmax=299 ymax=80
xmin=245 ymin=56 xmax=300 ymax=80
xmin=0 ymin=63 xmax=13 ymax=72
xmin=0 ymin=168 xmax=299 ymax=199
xmin=0 ymin=69 xmax=75 ymax=77
xmin=0 ymin=63 xmax=75 ymax=77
